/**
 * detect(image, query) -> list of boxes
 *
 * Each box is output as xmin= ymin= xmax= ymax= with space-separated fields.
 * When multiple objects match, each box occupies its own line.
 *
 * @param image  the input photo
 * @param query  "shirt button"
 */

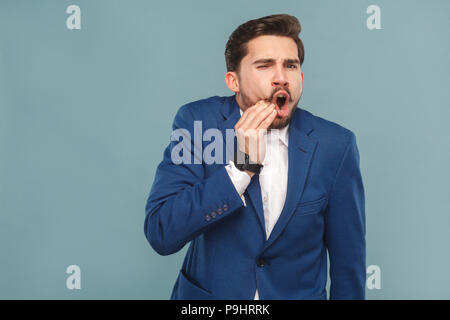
xmin=263 ymin=196 xmax=268 ymax=203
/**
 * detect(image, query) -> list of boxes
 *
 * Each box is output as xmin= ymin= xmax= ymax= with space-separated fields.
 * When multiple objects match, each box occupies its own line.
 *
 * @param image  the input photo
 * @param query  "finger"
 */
xmin=250 ymin=103 xmax=276 ymax=129
xmin=235 ymin=100 xmax=269 ymax=129
xmin=236 ymin=102 xmax=265 ymax=130
xmin=239 ymin=102 xmax=273 ymax=130
xmin=257 ymin=109 xmax=278 ymax=130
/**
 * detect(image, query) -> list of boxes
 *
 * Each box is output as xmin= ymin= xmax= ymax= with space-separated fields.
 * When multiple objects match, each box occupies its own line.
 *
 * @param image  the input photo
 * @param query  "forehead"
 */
xmin=243 ymin=35 xmax=299 ymax=62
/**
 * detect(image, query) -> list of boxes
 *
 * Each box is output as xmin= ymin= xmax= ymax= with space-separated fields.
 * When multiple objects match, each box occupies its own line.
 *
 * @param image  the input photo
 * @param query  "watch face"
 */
xmin=234 ymin=151 xmax=262 ymax=173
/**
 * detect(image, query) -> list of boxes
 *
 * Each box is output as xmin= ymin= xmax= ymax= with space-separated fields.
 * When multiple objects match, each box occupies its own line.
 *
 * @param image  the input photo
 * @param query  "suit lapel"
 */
xmin=219 ymin=95 xmax=266 ymax=233
xmin=246 ymin=175 xmax=266 ymax=233
xmin=219 ymin=95 xmax=318 ymax=245
xmin=219 ymin=96 xmax=240 ymax=165
xmin=263 ymin=109 xmax=318 ymax=250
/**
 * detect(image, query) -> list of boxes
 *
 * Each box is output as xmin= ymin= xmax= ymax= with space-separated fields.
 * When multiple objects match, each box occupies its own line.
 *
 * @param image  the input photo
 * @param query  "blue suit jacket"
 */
xmin=144 ymin=95 xmax=366 ymax=300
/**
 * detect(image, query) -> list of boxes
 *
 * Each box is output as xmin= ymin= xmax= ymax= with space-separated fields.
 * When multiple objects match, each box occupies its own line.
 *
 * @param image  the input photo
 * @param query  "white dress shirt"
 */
xmin=225 ymin=109 xmax=289 ymax=300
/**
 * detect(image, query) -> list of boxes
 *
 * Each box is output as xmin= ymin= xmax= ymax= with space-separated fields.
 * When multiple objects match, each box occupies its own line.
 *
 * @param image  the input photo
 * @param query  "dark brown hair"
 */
xmin=225 ymin=14 xmax=305 ymax=73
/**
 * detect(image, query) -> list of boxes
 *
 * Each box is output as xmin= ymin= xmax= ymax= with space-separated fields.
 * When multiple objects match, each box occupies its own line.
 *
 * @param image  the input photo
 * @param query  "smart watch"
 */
xmin=233 ymin=150 xmax=263 ymax=174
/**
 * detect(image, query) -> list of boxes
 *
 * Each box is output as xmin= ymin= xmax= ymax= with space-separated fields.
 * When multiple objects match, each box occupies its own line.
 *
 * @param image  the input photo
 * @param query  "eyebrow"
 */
xmin=252 ymin=58 xmax=300 ymax=65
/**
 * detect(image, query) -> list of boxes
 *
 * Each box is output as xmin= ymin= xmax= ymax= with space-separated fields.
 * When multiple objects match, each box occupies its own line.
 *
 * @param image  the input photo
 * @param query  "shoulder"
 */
xmin=298 ymin=107 xmax=358 ymax=155
xmin=171 ymin=95 xmax=227 ymax=131
xmin=175 ymin=95 xmax=226 ymax=119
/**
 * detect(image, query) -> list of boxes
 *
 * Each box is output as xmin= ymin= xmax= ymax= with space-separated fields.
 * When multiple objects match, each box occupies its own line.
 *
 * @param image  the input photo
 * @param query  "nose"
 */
xmin=272 ymin=64 xmax=289 ymax=88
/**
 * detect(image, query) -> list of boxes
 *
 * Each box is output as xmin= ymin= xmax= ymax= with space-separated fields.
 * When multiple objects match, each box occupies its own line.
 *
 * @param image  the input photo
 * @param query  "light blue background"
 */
xmin=1 ymin=0 xmax=449 ymax=299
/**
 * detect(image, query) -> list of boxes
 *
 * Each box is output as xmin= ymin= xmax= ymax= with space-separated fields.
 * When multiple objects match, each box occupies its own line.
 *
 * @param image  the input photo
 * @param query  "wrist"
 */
xmin=244 ymin=170 xmax=255 ymax=178
xmin=233 ymin=150 xmax=263 ymax=175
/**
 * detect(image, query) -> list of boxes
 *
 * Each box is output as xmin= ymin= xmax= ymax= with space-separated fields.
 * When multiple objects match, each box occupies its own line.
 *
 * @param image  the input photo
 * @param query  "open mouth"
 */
xmin=272 ymin=90 xmax=290 ymax=117
xmin=276 ymin=95 xmax=286 ymax=108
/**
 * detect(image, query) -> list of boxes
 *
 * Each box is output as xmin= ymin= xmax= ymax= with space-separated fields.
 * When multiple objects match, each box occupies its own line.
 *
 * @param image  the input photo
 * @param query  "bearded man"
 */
xmin=144 ymin=14 xmax=366 ymax=300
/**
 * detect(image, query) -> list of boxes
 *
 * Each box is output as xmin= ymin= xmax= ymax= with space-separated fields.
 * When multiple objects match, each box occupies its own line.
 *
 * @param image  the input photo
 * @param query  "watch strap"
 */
xmin=233 ymin=150 xmax=263 ymax=174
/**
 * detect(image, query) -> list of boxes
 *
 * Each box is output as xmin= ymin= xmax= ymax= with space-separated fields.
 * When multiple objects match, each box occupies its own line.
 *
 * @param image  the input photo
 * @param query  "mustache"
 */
xmin=268 ymin=87 xmax=292 ymax=102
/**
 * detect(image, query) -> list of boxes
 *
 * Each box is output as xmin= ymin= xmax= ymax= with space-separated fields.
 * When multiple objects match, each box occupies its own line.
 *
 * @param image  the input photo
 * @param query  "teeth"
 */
xmin=277 ymin=94 xmax=286 ymax=98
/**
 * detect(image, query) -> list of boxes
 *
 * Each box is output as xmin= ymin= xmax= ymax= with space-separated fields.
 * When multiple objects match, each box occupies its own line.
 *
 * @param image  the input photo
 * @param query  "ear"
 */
xmin=224 ymin=71 xmax=240 ymax=93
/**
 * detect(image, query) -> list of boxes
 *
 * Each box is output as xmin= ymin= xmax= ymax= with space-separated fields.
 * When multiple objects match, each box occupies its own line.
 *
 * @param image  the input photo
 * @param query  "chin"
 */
xmin=269 ymin=116 xmax=290 ymax=130
xmin=269 ymin=100 xmax=300 ymax=129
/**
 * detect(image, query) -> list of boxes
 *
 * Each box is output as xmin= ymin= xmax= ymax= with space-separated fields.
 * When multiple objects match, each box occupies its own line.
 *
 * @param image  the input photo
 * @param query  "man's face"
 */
xmin=230 ymin=35 xmax=303 ymax=129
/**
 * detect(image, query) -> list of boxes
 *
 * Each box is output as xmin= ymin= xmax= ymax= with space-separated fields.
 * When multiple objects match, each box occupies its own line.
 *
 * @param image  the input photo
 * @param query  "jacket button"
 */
xmin=205 ymin=214 xmax=211 ymax=221
xmin=223 ymin=204 xmax=229 ymax=211
xmin=217 ymin=208 xmax=223 ymax=215
xmin=256 ymin=258 xmax=267 ymax=267
xmin=210 ymin=211 xmax=217 ymax=218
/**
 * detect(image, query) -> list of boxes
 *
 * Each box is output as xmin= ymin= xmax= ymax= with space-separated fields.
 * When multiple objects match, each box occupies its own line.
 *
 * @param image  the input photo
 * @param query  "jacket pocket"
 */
xmin=176 ymin=270 xmax=214 ymax=300
xmin=294 ymin=196 xmax=327 ymax=216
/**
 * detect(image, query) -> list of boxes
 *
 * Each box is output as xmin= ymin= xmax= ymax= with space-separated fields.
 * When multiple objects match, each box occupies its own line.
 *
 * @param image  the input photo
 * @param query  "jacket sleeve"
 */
xmin=324 ymin=131 xmax=366 ymax=300
xmin=144 ymin=105 xmax=245 ymax=256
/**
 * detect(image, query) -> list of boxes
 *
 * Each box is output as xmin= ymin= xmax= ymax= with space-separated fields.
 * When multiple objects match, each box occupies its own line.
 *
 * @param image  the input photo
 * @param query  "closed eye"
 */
xmin=257 ymin=65 xmax=297 ymax=69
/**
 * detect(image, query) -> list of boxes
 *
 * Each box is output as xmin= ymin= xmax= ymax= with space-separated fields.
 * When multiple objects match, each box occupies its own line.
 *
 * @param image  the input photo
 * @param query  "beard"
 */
xmin=239 ymin=86 xmax=302 ymax=130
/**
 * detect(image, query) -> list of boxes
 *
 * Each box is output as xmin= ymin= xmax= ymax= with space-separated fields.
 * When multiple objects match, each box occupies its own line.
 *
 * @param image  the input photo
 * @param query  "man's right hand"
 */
xmin=234 ymin=100 xmax=277 ymax=176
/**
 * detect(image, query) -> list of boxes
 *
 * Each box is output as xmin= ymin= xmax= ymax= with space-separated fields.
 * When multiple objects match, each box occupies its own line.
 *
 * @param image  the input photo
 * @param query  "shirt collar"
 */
xmin=276 ymin=125 xmax=290 ymax=147
xmin=238 ymin=108 xmax=289 ymax=147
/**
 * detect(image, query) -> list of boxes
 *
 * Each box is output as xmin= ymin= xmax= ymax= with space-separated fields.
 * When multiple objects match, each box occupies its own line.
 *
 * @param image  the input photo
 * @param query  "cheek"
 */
xmin=243 ymin=77 xmax=266 ymax=99
xmin=294 ymin=80 xmax=303 ymax=97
